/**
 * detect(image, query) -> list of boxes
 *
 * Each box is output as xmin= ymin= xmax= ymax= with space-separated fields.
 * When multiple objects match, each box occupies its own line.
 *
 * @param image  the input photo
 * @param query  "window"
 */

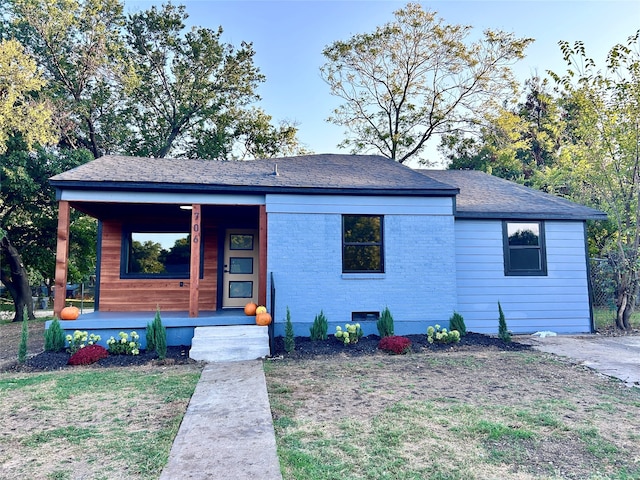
xmin=503 ymin=221 xmax=547 ymax=276
xmin=121 ymin=228 xmax=202 ymax=279
xmin=342 ymin=215 xmax=384 ymax=273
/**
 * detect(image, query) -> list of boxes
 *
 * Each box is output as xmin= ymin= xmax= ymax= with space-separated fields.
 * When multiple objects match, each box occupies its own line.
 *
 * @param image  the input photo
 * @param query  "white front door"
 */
xmin=222 ymin=229 xmax=259 ymax=308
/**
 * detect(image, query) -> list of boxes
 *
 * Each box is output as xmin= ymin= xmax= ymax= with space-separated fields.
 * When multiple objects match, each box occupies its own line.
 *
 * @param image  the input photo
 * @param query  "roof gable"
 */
xmin=418 ymin=169 xmax=607 ymax=221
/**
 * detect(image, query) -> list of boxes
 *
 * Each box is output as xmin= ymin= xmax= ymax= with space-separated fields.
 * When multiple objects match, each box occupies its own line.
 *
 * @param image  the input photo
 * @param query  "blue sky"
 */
xmin=125 ymin=1 xmax=640 ymax=166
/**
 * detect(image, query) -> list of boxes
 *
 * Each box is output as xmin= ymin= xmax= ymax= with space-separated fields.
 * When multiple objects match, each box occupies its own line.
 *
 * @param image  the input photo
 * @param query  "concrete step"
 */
xmin=189 ymin=325 xmax=270 ymax=363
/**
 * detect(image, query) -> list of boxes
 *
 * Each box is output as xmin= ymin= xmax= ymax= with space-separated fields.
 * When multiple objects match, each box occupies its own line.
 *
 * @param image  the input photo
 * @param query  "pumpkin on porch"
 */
xmin=255 ymin=312 xmax=272 ymax=326
xmin=255 ymin=305 xmax=267 ymax=315
xmin=244 ymin=302 xmax=258 ymax=316
xmin=60 ymin=306 xmax=80 ymax=320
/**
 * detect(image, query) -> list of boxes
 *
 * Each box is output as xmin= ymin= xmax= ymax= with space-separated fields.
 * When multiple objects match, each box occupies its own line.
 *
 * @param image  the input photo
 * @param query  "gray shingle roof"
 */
xmin=418 ymin=169 xmax=607 ymax=221
xmin=50 ymin=154 xmax=457 ymax=196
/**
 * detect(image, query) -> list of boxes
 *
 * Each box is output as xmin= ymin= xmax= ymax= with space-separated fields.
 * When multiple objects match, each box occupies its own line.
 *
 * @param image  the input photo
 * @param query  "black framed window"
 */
xmin=121 ymin=228 xmax=203 ymax=279
xmin=342 ymin=215 xmax=384 ymax=273
xmin=503 ymin=221 xmax=547 ymax=276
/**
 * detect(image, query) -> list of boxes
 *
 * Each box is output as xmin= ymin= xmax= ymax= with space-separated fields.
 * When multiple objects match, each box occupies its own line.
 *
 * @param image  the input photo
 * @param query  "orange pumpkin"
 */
xmin=60 ymin=306 xmax=80 ymax=320
xmin=255 ymin=305 xmax=267 ymax=315
xmin=255 ymin=312 xmax=272 ymax=326
xmin=244 ymin=302 xmax=258 ymax=316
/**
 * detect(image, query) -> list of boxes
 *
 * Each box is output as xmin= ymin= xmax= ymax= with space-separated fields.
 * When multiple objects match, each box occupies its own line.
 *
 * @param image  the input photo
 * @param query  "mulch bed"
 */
xmin=272 ymin=332 xmax=530 ymax=359
xmin=2 ymin=332 xmax=529 ymax=373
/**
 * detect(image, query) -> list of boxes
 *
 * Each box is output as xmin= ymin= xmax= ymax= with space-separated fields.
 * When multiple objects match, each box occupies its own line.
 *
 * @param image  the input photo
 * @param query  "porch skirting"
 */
xmin=45 ymin=310 xmax=253 ymax=349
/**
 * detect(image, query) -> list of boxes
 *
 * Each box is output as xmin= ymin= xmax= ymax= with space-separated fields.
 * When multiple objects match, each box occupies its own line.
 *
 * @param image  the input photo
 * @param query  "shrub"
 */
xmin=107 ymin=331 xmax=141 ymax=355
xmin=427 ymin=324 xmax=460 ymax=344
xmin=146 ymin=307 xmax=167 ymax=360
xmin=378 ymin=335 xmax=411 ymax=354
xmin=377 ymin=306 xmax=394 ymax=338
xmin=334 ymin=323 xmax=363 ymax=345
xmin=449 ymin=312 xmax=467 ymax=336
xmin=284 ymin=307 xmax=295 ymax=353
xmin=66 ymin=330 xmax=101 ymax=354
xmin=68 ymin=344 xmax=109 ymax=366
xmin=498 ymin=302 xmax=511 ymax=343
xmin=18 ymin=308 xmax=28 ymax=363
xmin=309 ymin=310 xmax=328 ymax=341
xmin=44 ymin=318 xmax=66 ymax=352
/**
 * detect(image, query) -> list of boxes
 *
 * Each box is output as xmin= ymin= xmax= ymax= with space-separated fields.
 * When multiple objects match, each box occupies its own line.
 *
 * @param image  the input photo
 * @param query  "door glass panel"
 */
xmin=229 ymin=281 xmax=253 ymax=298
xmin=230 ymin=257 xmax=253 ymax=274
xmin=230 ymin=234 xmax=253 ymax=250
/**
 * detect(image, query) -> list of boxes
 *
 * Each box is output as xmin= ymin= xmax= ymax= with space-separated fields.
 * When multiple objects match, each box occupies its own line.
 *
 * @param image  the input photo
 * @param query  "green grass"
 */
xmin=0 ymin=366 xmax=201 ymax=480
xmin=594 ymin=307 xmax=640 ymax=330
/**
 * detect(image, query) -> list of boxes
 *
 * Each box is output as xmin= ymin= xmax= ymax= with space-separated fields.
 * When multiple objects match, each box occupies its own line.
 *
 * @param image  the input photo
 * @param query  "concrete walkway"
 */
xmin=160 ymin=360 xmax=282 ymax=480
xmin=518 ymin=334 xmax=640 ymax=388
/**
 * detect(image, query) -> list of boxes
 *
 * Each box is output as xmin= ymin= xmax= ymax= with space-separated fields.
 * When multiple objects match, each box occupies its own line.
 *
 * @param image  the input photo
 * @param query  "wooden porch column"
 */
xmin=189 ymin=205 xmax=202 ymax=317
xmin=53 ymin=200 xmax=70 ymax=317
xmin=258 ymin=204 xmax=267 ymax=306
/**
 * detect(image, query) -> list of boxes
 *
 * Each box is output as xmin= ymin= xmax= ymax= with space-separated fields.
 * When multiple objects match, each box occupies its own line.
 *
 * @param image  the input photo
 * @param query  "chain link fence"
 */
xmin=590 ymin=258 xmax=617 ymax=310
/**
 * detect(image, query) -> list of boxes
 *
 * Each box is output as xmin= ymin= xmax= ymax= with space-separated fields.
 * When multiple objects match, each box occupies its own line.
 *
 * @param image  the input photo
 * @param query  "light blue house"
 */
xmin=49 ymin=154 xmax=606 ymax=349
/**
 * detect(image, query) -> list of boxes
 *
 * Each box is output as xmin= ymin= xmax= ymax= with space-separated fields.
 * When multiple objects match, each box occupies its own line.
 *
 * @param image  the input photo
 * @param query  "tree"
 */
xmin=122 ymin=3 xmax=303 ymax=159
xmin=321 ymin=2 xmax=533 ymax=164
xmin=549 ymin=31 xmax=640 ymax=330
xmin=4 ymin=0 xmax=128 ymax=158
xmin=441 ymin=76 xmax=565 ymax=184
xmin=0 ymin=138 xmax=94 ymax=320
xmin=0 ymin=38 xmax=54 ymax=153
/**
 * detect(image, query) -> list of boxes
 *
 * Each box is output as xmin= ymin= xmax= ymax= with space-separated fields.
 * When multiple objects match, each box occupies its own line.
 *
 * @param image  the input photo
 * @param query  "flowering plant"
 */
xmin=66 ymin=330 xmax=101 ymax=354
xmin=427 ymin=324 xmax=460 ymax=344
xmin=68 ymin=344 xmax=108 ymax=366
xmin=334 ymin=323 xmax=363 ymax=345
xmin=106 ymin=331 xmax=141 ymax=355
xmin=378 ymin=335 xmax=412 ymax=354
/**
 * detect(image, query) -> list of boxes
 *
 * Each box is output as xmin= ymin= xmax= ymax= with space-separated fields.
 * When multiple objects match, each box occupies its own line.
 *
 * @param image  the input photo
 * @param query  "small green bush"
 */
xmin=498 ymin=302 xmax=511 ymax=343
xmin=44 ymin=318 xmax=66 ymax=352
xmin=449 ymin=312 xmax=466 ymax=336
xmin=309 ymin=310 xmax=328 ymax=341
xmin=18 ymin=308 xmax=28 ymax=363
xmin=284 ymin=307 xmax=295 ymax=353
xmin=377 ymin=306 xmax=394 ymax=338
xmin=427 ymin=324 xmax=460 ymax=344
xmin=146 ymin=307 xmax=167 ymax=359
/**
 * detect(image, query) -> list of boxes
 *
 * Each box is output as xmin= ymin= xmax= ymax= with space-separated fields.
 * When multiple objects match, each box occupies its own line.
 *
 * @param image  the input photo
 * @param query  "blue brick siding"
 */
xmin=267 ymin=210 xmax=457 ymax=337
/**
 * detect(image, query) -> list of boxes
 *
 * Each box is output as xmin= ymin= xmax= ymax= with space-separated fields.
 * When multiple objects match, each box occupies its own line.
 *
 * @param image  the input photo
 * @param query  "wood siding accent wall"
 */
xmin=98 ymin=220 xmax=218 ymax=311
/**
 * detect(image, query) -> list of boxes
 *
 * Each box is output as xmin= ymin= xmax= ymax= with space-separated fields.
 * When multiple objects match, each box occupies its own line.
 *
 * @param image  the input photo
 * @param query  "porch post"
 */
xmin=258 ymin=204 xmax=267 ymax=306
xmin=189 ymin=204 xmax=202 ymax=318
xmin=53 ymin=200 xmax=70 ymax=317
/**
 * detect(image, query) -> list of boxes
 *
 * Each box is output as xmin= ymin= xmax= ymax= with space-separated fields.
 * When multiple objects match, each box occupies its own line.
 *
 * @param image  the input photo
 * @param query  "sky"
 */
xmin=125 ymin=0 xmax=640 ymax=167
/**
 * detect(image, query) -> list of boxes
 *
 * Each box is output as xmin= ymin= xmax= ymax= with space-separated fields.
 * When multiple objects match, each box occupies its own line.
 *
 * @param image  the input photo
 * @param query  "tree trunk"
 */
xmin=0 ymin=236 xmax=35 ymax=321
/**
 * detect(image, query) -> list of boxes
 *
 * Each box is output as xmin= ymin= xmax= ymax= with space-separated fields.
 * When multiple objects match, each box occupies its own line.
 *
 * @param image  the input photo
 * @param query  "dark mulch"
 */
xmin=272 ymin=332 xmax=530 ymax=359
xmin=2 ymin=346 xmax=195 ymax=373
xmin=2 ymin=333 xmax=529 ymax=373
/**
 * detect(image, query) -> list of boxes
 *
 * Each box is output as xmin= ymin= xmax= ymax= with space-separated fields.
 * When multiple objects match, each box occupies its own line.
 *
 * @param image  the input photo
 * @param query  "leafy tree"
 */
xmin=441 ymin=76 xmax=565 ymax=184
xmin=0 ymin=38 xmax=54 ymax=153
xmin=4 ymin=0 xmax=128 ymax=158
xmin=0 ymin=139 xmax=94 ymax=320
xmin=321 ymin=3 xmax=533 ymax=164
xmin=548 ymin=31 xmax=640 ymax=330
xmin=122 ymin=3 xmax=302 ymax=159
